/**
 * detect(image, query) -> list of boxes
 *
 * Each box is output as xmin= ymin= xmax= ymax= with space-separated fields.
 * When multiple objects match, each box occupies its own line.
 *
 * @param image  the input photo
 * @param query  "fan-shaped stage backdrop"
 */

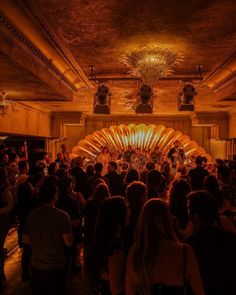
xmin=71 ymin=124 xmax=211 ymax=162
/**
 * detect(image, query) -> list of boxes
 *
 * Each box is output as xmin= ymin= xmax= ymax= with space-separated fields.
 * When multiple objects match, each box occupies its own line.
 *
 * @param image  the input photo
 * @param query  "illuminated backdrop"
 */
xmin=72 ymin=123 xmax=211 ymax=162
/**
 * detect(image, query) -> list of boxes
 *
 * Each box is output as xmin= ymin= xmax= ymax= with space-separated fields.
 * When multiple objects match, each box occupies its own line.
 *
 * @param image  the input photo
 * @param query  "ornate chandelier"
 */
xmin=123 ymin=46 xmax=183 ymax=85
xmin=0 ymin=92 xmax=15 ymax=117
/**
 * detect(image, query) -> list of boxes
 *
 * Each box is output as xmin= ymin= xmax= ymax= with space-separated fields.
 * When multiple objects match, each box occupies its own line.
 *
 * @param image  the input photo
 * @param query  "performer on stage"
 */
xmin=61 ymin=144 xmax=71 ymax=164
xmin=167 ymin=140 xmax=186 ymax=166
xmin=136 ymin=148 xmax=146 ymax=170
xmin=123 ymin=145 xmax=134 ymax=163
xmin=96 ymin=146 xmax=112 ymax=175
xmin=150 ymin=146 xmax=163 ymax=165
xmin=130 ymin=148 xmax=138 ymax=169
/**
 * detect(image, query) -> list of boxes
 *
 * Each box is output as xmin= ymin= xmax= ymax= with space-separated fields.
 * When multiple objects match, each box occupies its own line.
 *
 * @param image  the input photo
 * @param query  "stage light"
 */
xmin=135 ymin=84 xmax=153 ymax=113
xmin=0 ymin=91 xmax=15 ymax=116
xmin=178 ymin=84 xmax=197 ymax=111
xmin=93 ymin=84 xmax=111 ymax=114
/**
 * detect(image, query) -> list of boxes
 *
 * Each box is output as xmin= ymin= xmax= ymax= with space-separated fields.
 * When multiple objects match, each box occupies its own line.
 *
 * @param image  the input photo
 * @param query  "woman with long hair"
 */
xmin=84 ymin=182 xmax=111 ymax=246
xmin=169 ymin=179 xmax=192 ymax=239
xmin=204 ymin=175 xmax=223 ymax=208
xmin=161 ymin=161 xmax=173 ymax=185
xmin=83 ymin=182 xmax=111 ymax=294
xmin=204 ymin=175 xmax=236 ymax=233
xmin=56 ymin=173 xmax=81 ymax=273
xmin=86 ymin=164 xmax=95 ymax=178
xmin=126 ymin=199 xmax=204 ymax=295
xmin=121 ymin=169 xmax=140 ymax=197
xmin=88 ymin=196 xmax=127 ymax=295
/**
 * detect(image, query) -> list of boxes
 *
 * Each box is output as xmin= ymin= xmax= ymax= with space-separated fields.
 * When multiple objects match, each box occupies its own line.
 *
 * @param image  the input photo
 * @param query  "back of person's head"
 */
xmin=195 ymin=156 xmax=203 ymax=166
xmin=204 ymin=174 xmax=219 ymax=191
xmin=91 ymin=183 xmax=110 ymax=202
xmin=217 ymin=165 xmax=230 ymax=180
xmin=169 ymin=179 xmax=191 ymax=227
xmin=169 ymin=179 xmax=191 ymax=200
xmin=204 ymin=175 xmax=223 ymax=207
xmin=124 ymin=169 xmax=139 ymax=184
xmin=39 ymin=181 xmax=58 ymax=204
xmin=74 ymin=156 xmax=84 ymax=167
xmin=48 ymin=162 xmax=59 ymax=176
xmin=94 ymin=162 xmax=103 ymax=174
xmin=56 ymin=152 xmax=63 ymax=160
xmin=215 ymin=158 xmax=224 ymax=166
xmin=55 ymin=168 xmax=67 ymax=179
xmin=18 ymin=160 xmax=29 ymax=172
xmin=86 ymin=164 xmax=94 ymax=177
xmin=146 ymin=161 xmax=155 ymax=171
xmin=177 ymin=164 xmax=187 ymax=175
xmin=91 ymin=177 xmax=106 ymax=192
xmin=146 ymin=169 xmax=162 ymax=189
xmin=17 ymin=181 xmax=35 ymax=201
xmin=136 ymin=198 xmax=177 ymax=243
xmin=161 ymin=161 xmax=170 ymax=174
xmin=108 ymin=161 xmax=118 ymax=171
xmin=121 ymin=162 xmax=128 ymax=171
xmin=202 ymin=156 xmax=207 ymax=164
xmin=187 ymin=190 xmax=219 ymax=226
xmin=95 ymin=196 xmax=127 ymax=239
xmin=126 ymin=181 xmax=147 ymax=207
xmin=132 ymin=199 xmax=177 ymax=293
xmin=58 ymin=173 xmax=74 ymax=194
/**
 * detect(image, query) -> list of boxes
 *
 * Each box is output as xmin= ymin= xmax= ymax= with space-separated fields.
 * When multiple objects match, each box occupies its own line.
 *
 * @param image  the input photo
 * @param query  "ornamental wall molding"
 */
xmin=0 ymin=12 xmax=77 ymax=92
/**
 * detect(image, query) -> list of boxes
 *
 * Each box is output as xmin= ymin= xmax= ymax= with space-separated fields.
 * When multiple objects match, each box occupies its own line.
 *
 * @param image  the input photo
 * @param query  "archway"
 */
xmin=71 ymin=123 xmax=211 ymax=162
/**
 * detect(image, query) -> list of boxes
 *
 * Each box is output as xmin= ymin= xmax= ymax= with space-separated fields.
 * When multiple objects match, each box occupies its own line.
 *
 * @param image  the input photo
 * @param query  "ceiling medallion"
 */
xmin=123 ymin=46 xmax=183 ymax=85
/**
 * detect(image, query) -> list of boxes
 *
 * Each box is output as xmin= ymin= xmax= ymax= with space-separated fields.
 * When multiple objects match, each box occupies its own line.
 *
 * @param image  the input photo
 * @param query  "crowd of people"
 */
xmin=0 ymin=141 xmax=236 ymax=295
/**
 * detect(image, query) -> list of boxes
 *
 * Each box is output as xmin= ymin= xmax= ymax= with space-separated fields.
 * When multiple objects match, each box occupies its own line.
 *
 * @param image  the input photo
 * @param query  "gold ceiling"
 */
xmin=0 ymin=0 xmax=235 ymax=114
xmin=33 ymin=0 xmax=236 ymax=75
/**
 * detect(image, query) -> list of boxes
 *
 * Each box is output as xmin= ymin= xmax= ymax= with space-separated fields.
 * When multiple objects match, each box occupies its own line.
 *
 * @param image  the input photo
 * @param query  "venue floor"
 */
xmin=3 ymin=247 xmax=85 ymax=295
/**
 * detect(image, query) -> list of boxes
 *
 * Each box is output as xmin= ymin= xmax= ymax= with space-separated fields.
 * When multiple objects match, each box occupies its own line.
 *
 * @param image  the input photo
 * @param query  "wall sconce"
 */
xmin=0 ymin=92 xmax=15 ymax=117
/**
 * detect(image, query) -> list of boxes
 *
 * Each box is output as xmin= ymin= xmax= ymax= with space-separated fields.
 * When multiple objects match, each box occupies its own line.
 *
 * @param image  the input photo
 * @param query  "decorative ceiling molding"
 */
xmin=0 ymin=29 xmax=74 ymax=100
xmin=203 ymin=50 xmax=236 ymax=90
xmin=215 ymin=77 xmax=236 ymax=101
xmin=20 ymin=1 xmax=93 ymax=89
xmin=0 ymin=12 xmax=78 ymax=92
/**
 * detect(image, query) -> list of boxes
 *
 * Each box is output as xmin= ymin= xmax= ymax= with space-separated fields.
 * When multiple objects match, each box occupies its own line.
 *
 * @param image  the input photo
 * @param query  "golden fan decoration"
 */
xmin=71 ymin=124 xmax=211 ymax=162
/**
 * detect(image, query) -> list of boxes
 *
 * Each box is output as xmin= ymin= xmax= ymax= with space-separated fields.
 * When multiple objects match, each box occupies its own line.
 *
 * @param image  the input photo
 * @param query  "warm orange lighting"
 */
xmin=123 ymin=46 xmax=183 ymax=84
xmin=72 ymin=124 xmax=211 ymax=161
